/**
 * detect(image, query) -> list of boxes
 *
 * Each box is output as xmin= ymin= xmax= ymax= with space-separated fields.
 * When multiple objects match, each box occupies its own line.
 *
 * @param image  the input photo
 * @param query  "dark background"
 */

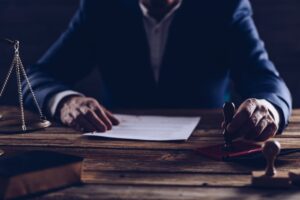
xmin=0 ymin=0 xmax=299 ymax=108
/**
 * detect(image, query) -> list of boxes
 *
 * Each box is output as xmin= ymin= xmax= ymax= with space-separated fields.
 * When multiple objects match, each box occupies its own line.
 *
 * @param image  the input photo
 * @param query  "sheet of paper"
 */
xmin=84 ymin=114 xmax=201 ymax=141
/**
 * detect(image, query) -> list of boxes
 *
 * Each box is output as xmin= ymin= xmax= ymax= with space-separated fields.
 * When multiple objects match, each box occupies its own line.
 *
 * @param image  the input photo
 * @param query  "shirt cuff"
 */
xmin=47 ymin=90 xmax=84 ymax=117
xmin=261 ymin=99 xmax=280 ymax=128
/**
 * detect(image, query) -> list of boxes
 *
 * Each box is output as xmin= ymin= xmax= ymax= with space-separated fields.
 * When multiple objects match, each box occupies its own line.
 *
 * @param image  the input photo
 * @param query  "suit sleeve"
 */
xmin=22 ymin=0 xmax=97 ymax=114
xmin=226 ymin=0 xmax=292 ymax=132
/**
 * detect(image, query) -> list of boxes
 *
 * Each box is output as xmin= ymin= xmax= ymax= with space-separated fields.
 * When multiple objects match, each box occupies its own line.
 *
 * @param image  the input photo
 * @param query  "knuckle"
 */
xmin=246 ymin=98 xmax=257 ymax=105
xmin=74 ymin=97 xmax=83 ymax=104
xmin=86 ymin=100 xmax=94 ymax=105
xmin=246 ymin=98 xmax=253 ymax=103
xmin=260 ymin=105 xmax=268 ymax=113
xmin=251 ymin=98 xmax=258 ymax=104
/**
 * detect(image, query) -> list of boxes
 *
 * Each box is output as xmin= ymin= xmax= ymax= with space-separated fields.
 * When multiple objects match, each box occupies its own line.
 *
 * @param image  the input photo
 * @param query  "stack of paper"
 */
xmin=84 ymin=114 xmax=200 ymax=141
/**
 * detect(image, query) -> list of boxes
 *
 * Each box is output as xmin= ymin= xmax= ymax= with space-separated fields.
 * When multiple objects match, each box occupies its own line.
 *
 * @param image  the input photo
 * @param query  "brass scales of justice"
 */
xmin=0 ymin=38 xmax=51 ymax=133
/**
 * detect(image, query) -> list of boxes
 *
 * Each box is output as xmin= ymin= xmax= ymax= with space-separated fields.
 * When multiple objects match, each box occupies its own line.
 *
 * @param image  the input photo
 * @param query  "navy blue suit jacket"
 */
xmin=23 ymin=0 xmax=292 ymax=131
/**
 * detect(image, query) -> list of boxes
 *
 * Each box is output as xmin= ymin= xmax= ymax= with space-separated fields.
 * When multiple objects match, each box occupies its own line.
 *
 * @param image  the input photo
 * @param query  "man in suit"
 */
xmin=23 ymin=0 xmax=292 ymax=141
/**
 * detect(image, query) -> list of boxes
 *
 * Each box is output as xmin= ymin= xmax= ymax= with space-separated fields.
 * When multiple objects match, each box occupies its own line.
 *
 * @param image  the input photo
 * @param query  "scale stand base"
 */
xmin=0 ymin=115 xmax=51 ymax=133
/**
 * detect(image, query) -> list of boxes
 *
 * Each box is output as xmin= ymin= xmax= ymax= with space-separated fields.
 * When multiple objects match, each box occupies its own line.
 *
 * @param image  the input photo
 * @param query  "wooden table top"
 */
xmin=1 ymin=106 xmax=300 ymax=200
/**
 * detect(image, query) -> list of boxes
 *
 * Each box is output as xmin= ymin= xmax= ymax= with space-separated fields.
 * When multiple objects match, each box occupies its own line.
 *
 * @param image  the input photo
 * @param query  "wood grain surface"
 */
xmin=1 ymin=106 xmax=300 ymax=199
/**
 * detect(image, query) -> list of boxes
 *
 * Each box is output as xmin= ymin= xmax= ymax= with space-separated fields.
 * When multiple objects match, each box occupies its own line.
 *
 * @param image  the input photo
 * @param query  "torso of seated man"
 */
xmin=142 ymin=0 xmax=179 ymax=22
xmin=25 ymin=0 xmax=290 ymax=143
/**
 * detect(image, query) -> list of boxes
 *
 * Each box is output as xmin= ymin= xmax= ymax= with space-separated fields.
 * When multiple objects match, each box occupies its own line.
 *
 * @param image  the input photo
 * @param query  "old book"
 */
xmin=0 ymin=151 xmax=83 ymax=199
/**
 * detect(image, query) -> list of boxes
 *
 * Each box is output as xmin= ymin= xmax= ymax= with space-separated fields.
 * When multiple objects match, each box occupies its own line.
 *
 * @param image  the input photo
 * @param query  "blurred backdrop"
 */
xmin=0 ymin=0 xmax=300 ymax=107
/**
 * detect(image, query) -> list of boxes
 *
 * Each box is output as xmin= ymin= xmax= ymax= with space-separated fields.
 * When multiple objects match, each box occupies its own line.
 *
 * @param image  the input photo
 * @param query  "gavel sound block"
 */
xmin=251 ymin=140 xmax=291 ymax=188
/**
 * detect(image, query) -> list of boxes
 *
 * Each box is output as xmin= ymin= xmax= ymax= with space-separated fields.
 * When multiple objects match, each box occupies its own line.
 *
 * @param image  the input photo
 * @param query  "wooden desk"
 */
xmin=1 ymin=106 xmax=300 ymax=199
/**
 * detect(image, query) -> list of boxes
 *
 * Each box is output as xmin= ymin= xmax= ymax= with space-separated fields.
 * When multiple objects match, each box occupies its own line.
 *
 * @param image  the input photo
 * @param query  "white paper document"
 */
xmin=84 ymin=114 xmax=201 ymax=141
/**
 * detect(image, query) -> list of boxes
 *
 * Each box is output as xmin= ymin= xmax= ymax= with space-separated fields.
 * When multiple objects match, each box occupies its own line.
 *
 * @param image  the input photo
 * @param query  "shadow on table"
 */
xmin=226 ymin=149 xmax=300 ymax=170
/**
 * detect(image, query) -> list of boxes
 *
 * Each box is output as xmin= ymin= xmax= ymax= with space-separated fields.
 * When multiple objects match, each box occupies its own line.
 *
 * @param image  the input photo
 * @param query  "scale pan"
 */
xmin=0 ymin=114 xmax=51 ymax=133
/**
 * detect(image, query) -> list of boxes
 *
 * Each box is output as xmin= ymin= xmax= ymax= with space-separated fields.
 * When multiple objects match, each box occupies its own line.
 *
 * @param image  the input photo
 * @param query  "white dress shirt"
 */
xmin=47 ymin=0 xmax=280 ymax=126
xmin=140 ymin=0 xmax=182 ymax=81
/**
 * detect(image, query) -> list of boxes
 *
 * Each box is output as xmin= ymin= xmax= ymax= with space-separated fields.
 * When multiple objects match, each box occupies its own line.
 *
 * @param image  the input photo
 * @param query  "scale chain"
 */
xmin=15 ymin=56 xmax=26 ymax=131
xmin=0 ymin=54 xmax=17 ymax=97
xmin=18 ymin=52 xmax=46 ymax=120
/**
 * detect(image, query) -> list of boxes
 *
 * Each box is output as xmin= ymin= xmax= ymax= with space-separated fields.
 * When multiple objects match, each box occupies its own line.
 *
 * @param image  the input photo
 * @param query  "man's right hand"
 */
xmin=58 ymin=96 xmax=119 ymax=132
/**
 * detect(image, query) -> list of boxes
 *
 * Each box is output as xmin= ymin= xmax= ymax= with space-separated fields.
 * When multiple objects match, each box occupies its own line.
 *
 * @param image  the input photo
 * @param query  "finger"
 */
xmin=93 ymin=108 xmax=113 ymax=130
xmin=88 ymin=102 xmax=113 ymax=130
xmin=255 ymin=122 xmax=277 ymax=141
xmin=243 ymin=110 xmax=266 ymax=140
xmin=74 ymin=113 xmax=96 ymax=132
xmin=79 ymin=106 xmax=110 ymax=132
xmin=227 ymin=99 xmax=257 ymax=135
xmin=85 ymin=109 xmax=107 ymax=132
xmin=252 ymin=117 xmax=269 ymax=139
xmin=104 ymin=109 xmax=120 ymax=125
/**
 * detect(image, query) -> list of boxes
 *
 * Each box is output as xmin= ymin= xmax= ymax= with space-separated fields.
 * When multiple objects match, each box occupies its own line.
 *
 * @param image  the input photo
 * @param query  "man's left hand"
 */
xmin=225 ymin=98 xmax=279 ymax=141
